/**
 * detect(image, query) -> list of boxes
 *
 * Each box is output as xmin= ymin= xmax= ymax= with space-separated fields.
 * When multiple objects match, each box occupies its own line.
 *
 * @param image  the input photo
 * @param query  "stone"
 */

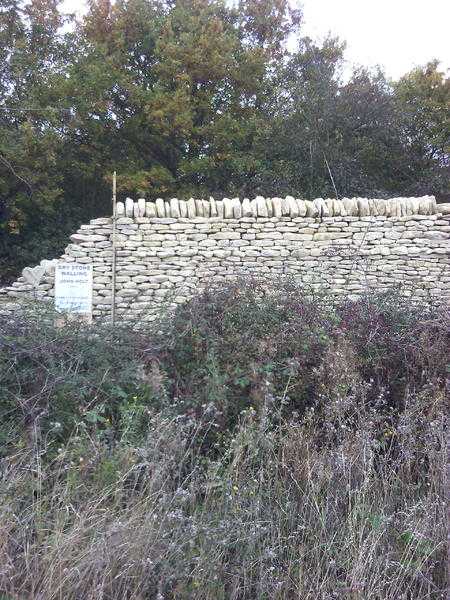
xmin=125 ymin=197 xmax=134 ymax=217
xmin=22 ymin=265 xmax=45 ymax=287
xmin=156 ymin=198 xmax=165 ymax=218
xmin=116 ymin=202 xmax=125 ymax=216
xmin=305 ymin=200 xmax=318 ymax=217
xmin=256 ymin=196 xmax=268 ymax=217
xmin=242 ymin=198 xmax=253 ymax=217
xmin=296 ymin=199 xmax=307 ymax=217
xmin=232 ymin=197 xmax=242 ymax=218
xmin=313 ymin=198 xmax=323 ymax=217
xmin=320 ymin=199 xmax=330 ymax=217
xmin=209 ymin=197 xmax=218 ymax=217
xmin=137 ymin=198 xmax=146 ymax=217
xmin=272 ymin=197 xmax=282 ymax=218
xmin=325 ymin=199 xmax=334 ymax=216
xmin=179 ymin=200 xmax=188 ymax=218
xmin=195 ymin=199 xmax=204 ymax=217
xmin=265 ymin=198 xmax=273 ymax=217
xmin=202 ymin=199 xmax=211 ymax=217
xmin=281 ymin=197 xmax=290 ymax=216
xmin=343 ymin=197 xmax=358 ymax=215
xmin=164 ymin=201 xmax=171 ymax=217
xmin=40 ymin=259 xmax=58 ymax=274
xmin=357 ymin=198 xmax=370 ymax=217
xmin=286 ymin=196 xmax=298 ymax=217
xmin=187 ymin=198 xmax=197 ymax=218
xmin=223 ymin=198 xmax=234 ymax=219
xmin=216 ymin=200 xmax=224 ymax=218
xmin=170 ymin=198 xmax=180 ymax=218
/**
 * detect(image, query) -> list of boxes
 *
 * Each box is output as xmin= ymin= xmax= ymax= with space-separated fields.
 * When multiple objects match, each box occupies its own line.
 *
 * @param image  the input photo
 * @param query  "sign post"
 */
xmin=54 ymin=263 xmax=93 ymax=323
xmin=111 ymin=171 xmax=117 ymax=325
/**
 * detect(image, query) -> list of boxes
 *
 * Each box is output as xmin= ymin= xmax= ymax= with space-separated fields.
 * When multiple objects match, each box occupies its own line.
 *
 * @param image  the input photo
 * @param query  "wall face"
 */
xmin=2 ymin=196 xmax=450 ymax=320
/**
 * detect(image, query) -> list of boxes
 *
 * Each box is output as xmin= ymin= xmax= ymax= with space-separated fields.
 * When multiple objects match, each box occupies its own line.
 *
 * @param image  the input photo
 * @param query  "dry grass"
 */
xmin=0 ymin=284 xmax=448 ymax=599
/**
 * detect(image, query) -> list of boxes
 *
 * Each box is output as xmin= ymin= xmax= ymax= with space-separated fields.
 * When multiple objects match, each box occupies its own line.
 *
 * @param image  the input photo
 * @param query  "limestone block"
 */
xmin=216 ymin=200 xmax=224 ymax=218
xmin=357 ymin=198 xmax=370 ymax=217
xmin=167 ymin=198 xmax=179 ymax=218
xmin=284 ymin=233 xmax=313 ymax=241
xmin=286 ymin=196 xmax=298 ymax=217
xmin=296 ymin=199 xmax=307 ymax=217
xmin=324 ymin=199 xmax=334 ymax=216
xmin=399 ymin=198 xmax=407 ymax=217
xmin=223 ymin=198 xmax=234 ymax=219
xmin=271 ymin=197 xmax=282 ymax=217
xmin=256 ymin=196 xmax=268 ymax=217
xmin=116 ymin=202 xmax=125 ymax=216
xmin=250 ymin=198 xmax=258 ymax=217
xmin=242 ymin=198 xmax=253 ymax=217
xmin=144 ymin=202 xmax=155 ymax=218
xmin=331 ymin=199 xmax=340 ymax=216
xmin=375 ymin=199 xmax=386 ymax=216
xmin=366 ymin=199 xmax=375 ymax=215
xmin=195 ymin=199 xmax=204 ymax=217
xmin=117 ymin=288 xmax=139 ymax=297
xmin=281 ymin=197 xmax=290 ymax=216
xmin=232 ymin=197 xmax=242 ymax=218
xmin=177 ymin=200 xmax=186 ymax=218
xmin=125 ymin=197 xmax=134 ymax=217
xmin=137 ymin=198 xmax=146 ymax=217
xmin=304 ymin=200 xmax=316 ymax=217
xmin=70 ymin=233 xmax=107 ymax=243
xmin=405 ymin=199 xmax=414 ymax=216
xmin=187 ymin=198 xmax=197 ymax=218
xmin=210 ymin=231 xmax=241 ymax=240
xmin=310 ymin=198 xmax=320 ymax=217
xmin=265 ymin=198 xmax=274 ymax=217
xmin=429 ymin=195 xmax=437 ymax=214
xmin=155 ymin=198 xmax=165 ymax=218
xmin=202 ymin=199 xmax=211 ymax=217
xmin=343 ymin=198 xmax=358 ymax=216
xmin=320 ymin=199 xmax=330 ymax=217
xmin=209 ymin=197 xmax=218 ymax=217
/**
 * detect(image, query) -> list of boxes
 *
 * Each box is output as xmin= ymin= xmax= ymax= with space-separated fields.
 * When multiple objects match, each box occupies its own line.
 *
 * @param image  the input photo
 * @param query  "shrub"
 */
xmin=0 ymin=280 xmax=448 ymax=598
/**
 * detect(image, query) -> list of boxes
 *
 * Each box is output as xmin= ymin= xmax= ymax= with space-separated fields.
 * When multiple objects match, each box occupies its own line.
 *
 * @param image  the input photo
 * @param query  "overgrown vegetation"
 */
xmin=1 ymin=0 xmax=449 ymax=279
xmin=0 ymin=281 xmax=448 ymax=599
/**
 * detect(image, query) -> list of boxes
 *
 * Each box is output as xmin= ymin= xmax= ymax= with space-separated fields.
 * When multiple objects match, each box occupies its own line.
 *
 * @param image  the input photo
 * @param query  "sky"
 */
xmin=299 ymin=0 xmax=450 ymax=79
xmin=62 ymin=0 xmax=450 ymax=80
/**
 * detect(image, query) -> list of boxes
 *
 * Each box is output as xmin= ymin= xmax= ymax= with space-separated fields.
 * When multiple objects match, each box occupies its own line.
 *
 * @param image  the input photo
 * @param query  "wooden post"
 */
xmin=111 ymin=171 xmax=117 ymax=325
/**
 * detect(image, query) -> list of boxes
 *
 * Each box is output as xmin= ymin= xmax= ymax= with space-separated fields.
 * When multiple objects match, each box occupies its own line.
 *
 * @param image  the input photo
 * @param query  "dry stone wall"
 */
xmin=2 ymin=196 xmax=450 ymax=321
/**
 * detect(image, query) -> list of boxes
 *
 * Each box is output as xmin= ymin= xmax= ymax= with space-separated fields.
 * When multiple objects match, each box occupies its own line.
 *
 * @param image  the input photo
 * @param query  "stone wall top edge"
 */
xmin=112 ymin=195 xmax=440 ymax=222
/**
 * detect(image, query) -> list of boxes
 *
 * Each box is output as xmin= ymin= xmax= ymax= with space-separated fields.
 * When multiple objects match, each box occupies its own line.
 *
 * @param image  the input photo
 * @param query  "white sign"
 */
xmin=55 ymin=263 xmax=93 ymax=315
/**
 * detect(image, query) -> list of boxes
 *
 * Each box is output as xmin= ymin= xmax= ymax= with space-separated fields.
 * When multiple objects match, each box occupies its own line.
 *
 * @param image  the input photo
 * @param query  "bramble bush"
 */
xmin=0 ymin=281 xmax=448 ymax=599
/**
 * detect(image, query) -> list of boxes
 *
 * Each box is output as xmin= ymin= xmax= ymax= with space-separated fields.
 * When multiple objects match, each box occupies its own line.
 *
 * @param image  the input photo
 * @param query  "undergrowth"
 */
xmin=0 ymin=280 xmax=448 ymax=599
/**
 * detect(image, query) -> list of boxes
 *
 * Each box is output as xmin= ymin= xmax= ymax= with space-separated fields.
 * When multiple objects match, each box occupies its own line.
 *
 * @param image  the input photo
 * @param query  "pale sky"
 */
xmin=63 ymin=0 xmax=450 ymax=80
xmin=299 ymin=0 xmax=450 ymax=79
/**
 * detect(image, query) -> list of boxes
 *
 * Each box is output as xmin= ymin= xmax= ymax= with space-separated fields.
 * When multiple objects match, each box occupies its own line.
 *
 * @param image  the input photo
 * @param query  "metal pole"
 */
xmin=111 ymin=171 xmax=117 ymax=325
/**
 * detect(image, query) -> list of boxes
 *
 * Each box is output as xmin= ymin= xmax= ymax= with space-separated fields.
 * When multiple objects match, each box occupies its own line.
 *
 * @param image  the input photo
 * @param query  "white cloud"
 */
xmin=61 ymin=0 xmax=450 ymax=79
xmin=298 ymin=0 xmax=450 ymax=78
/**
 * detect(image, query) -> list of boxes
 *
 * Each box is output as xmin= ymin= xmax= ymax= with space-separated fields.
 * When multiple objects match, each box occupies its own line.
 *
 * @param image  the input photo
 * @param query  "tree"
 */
xmin=394 ymin=61 xmax=450 ymax=197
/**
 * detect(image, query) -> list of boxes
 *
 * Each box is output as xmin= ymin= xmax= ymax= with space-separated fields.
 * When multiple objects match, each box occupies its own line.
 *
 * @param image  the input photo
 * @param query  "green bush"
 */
xmin=0 ymin=281 xmax=448 ymax=599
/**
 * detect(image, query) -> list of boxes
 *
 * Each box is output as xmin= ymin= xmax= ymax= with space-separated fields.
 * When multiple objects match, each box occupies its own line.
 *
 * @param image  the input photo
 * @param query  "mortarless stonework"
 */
xmin=1 ymin=195 xmax=450 ymax=321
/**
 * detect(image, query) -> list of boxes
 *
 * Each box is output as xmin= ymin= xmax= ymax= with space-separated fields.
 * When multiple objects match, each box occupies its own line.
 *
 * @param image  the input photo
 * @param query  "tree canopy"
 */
xmin=0 ymin=0 xmax=449 ymax=280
